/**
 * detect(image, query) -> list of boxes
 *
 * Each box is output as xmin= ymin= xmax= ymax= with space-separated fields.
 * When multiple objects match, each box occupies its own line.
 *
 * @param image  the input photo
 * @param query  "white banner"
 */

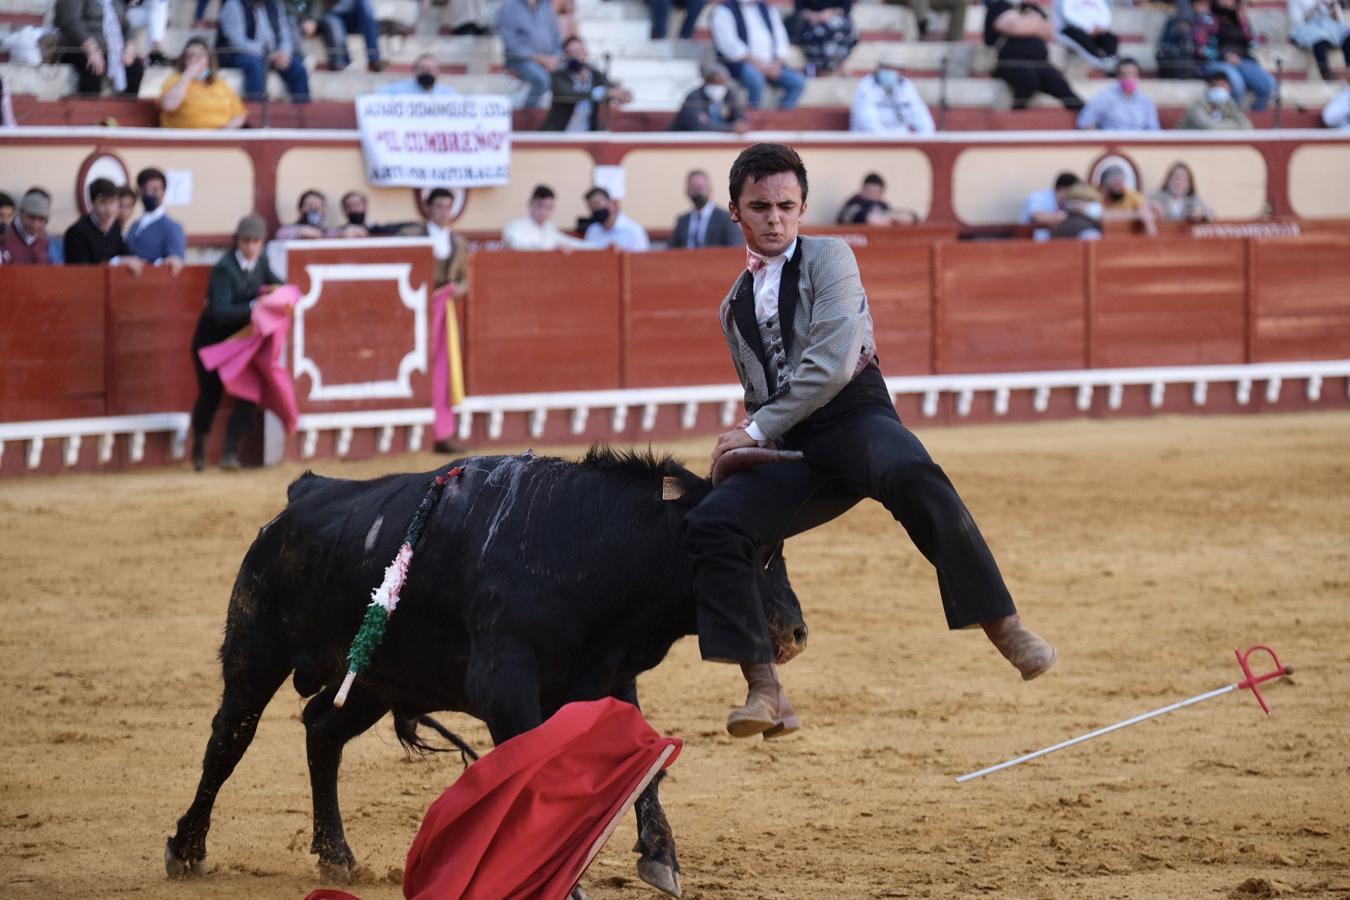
xmin=355 ymin=94 xmax=513 ymax=189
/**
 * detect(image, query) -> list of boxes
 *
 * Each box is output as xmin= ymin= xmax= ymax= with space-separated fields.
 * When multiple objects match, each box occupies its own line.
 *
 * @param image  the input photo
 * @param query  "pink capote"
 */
xmin=197 ymin=284 xmax=301 ymax=434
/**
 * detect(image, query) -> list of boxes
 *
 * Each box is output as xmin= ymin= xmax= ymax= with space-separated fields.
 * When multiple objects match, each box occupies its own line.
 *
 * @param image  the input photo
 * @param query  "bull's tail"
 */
xmin=393 ymin=714 xmax=479 ymax=767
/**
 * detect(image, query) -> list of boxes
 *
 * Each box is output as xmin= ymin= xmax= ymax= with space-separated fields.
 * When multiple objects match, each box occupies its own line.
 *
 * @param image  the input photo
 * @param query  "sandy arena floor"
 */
xmin=2 ymin=413 xmax=1349 ymax=900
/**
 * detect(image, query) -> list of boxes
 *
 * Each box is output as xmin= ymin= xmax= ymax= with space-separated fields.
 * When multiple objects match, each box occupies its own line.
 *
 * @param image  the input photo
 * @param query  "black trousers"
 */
xmin=995 ymin=60 xmax=1083 ymax=110
xmin=685 ymin=364 xmax=1016 ymax=664
xmin=190 ymin=315 xmax=256 ymax=450
xmin=1060 ymin=25 xmax=1119 ymax=61
xmin=61 ymin=49 xmax=144 ymax=97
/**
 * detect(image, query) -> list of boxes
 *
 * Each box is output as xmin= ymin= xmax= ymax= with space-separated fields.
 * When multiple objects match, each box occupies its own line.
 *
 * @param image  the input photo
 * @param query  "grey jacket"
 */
xmin=718 ymin=235 xmax=876 ymax=440
xmin=56 ymin=0 xmax=129 ymax=49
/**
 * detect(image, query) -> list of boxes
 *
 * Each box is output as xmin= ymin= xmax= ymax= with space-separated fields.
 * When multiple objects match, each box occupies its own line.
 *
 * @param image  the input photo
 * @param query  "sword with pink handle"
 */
xmin=956 ymin=644 xmax=1295 ymax=783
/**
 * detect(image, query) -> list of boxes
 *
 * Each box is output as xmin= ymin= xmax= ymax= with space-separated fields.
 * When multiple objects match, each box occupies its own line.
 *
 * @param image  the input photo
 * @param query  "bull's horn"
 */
xmin=711 ymin=447 xmax=805 ymax=487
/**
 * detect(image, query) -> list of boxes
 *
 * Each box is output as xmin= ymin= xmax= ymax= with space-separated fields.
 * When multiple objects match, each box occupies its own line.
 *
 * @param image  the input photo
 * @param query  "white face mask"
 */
xmin=704 ymin=83 xmax=728 ymax=103
xmin=1083 ymin=202 xmax=1104 ymax=220
xmin=1206 ymin=86 xmax=1230 ymax=105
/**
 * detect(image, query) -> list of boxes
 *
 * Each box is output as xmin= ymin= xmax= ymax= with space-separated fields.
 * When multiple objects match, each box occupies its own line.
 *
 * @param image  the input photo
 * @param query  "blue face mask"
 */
xmin=141 ymin=193 xmax=160 ymax=212
xmin=876 ymin=68 xmax=900 ymax=88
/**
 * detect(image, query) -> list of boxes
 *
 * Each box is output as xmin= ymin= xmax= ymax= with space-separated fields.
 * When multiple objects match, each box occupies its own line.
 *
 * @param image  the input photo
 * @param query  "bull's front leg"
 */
xmin=614 ymin=681 xmax=682 ymax=898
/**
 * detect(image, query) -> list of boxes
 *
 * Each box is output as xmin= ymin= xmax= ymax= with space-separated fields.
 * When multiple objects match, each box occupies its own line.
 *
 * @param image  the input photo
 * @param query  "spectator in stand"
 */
xmin=1289 ymin=0 xmax=1350 ymax=82
xmin=1020 ymin=171 xmax=1079 ymax=241
xmin=216 ymin=0 xmax=312 ymax=102
xmin=711 ymin=0 xmax=807 ymax=110
xmin=1049 ymin=183 xmax=1104 ymax=240
xmin=984 ymin=0 xmax=1083 ymax=110
xmin=1076 ymin=58 xmax=1159 ymax=131
xmin=673 ymin=170 xmax=742 ymax=248
xmin=56 ymin=0 xmax=146 ymax=98
xmin=335 ymin=190 xmax=382 ymax=236
xmin=502 ymin=184 xmax=589 ymax=250
xmin=1054 ymin=0 xmax=1117 ymax=70
xmin=0 ymin=189 xmax=51 ymax=266
xmin=1178 ymin=70 xmax=1252 ymax=128
xmin=497 ymin=0 xmax=563 ymax=109
xmin=788 ymin=0 xmax=857 ymax=76
xmin=277 ymin=189 xmax=328 ymax=240
xmin=380 ymin=53 xmax=459 ymax=94
xmin=671 ymin=63 xmax=749 ymax=132
xmin=1156 ymin=7 xmax=1201 ymax=79
xmin=126 ymin=0 xmax=172 ymax=66
xmin=650 ymin=0 xmax=706 ymax=39
xmin=1323 ymin=69 xmax=1350 ymax=128
xmin=446 ymin=0 xmax=491 ymax=36
xmin=836 ymin=173 xmax=921 ymax=226
xmin=1148 ymin=162 xmax=1216 ymax=223
xmin=315 ymin=0 xmax=386 ymax=72
xmin=64 ymin=178 xmax=144 ymax=271
xmin=1097 ymin=164 xmax=1157 ymax=235
xmin=1196 ymin=0 xmax=1274 ymax=111
xmin=160 ymin=38 xmax=248 ymax=129
xmin=401 ymin=188 xmax=469 ymax=293
xmin=850 ymin=56 xmax=935 ymax=134
xmin=0 ymin=193 xmax=14 ymax=236
xmin=582 ymin=186 xmax=650 ymax=251
xmin=887 ymin=0 xmax=967 ymax=42
xmin=126 ymin=167 xmax=187 ymax=273
xmin=116 ymin=184 xmax=138 ymax=234
xmin=190 ymin=213 xmax=282 ymax=471
xmin=541 ymin=36 xmax=633 ymax=131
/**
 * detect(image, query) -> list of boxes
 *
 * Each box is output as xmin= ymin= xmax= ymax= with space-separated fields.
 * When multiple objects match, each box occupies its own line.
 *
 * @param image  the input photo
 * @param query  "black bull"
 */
xmin=165 ymin=449 xmax=809 ymax=896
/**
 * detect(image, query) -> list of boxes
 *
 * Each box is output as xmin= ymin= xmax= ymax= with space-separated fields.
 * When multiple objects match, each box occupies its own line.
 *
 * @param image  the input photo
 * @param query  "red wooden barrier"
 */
xmin=1250 ymin=234 xmax=1350 ymax=363
xmin=622 ymin=248 xmax=741 ymax=388
xmin=854 ymin=243 xmax=936 ymax=375
xmin=0 ymin=267 xmax=108 ymax=422
xmin=106 ymin=266 xmax=208 ymax=416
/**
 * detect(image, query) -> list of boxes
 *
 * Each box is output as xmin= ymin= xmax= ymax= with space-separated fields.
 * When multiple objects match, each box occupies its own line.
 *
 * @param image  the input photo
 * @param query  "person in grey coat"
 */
xmin=56 ymin=0 xmax=145 ymax=97
xmin=684 ymin=143 xmax=1058 ymax=740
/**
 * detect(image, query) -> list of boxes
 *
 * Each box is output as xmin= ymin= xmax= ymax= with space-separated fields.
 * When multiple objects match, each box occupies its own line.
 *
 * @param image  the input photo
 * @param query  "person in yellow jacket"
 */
xmin=159 ymin=38 xmax=247 ymax=130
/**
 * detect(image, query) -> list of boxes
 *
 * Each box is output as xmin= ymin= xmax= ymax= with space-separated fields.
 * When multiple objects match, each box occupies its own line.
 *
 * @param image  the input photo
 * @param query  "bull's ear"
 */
xmin=661 ymin=476 xmax=686 ymax=501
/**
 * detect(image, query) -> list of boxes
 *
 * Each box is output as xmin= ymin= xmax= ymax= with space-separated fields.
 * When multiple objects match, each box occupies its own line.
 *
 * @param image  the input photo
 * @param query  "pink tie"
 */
xmin=745 ymin=250 xmax=767 ymax=274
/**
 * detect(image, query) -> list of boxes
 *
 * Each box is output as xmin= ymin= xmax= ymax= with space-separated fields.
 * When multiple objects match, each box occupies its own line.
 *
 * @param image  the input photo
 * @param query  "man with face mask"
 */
xmin=673 ymin=169 xmax=742 ymax=249
xmin=849 ymin=57 xmax=935 ymax=134
xmin=126 ymin=167 xmax=187 ymax=274
xmin=582 ymin=186 xmax=650 ymax=251
xmin=1075 ymin=58 xmax=1159 ymax=131
xmin=63 ymin=178 xmax=144 ymax=273
xmin=540 ymin=36 xmax=633 ymax=132
xmin=1179 ymin=70 xmax=1253 ymax=129
xmin=671 ymin=62 xmax=749 ymax=132
xmin=276 ymin=189 xmax=328 ymax=240
xmin=1097 ymin=165 xmax=1157 ymax=235
xmin=380 ymin=53 xmax=460 ymax=95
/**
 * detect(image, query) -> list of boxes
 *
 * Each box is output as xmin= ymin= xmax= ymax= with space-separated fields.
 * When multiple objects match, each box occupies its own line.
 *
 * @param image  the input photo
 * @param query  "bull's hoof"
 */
xmin=164 ymin=837 xmax=207 ymax=878
xmin=638 ymin=858 xmax=683 ymax=898
xmin=317 ymin=859 xmax=359 ymax=884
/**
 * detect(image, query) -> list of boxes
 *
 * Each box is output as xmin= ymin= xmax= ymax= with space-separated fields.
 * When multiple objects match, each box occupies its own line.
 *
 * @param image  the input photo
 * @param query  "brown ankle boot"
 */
xmin=983 ymin=614 xmax=1057 ymax=680
xmin=727 ymin=663 xmax=800 ymax=739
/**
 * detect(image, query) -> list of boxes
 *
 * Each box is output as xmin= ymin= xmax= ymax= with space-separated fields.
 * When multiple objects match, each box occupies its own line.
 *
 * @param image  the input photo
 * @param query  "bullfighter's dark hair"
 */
xmin=137 ymin=167 xmax=167 ymax=190
xmin=531 ymin=184 xmax=555 ymax=202
xmin=728 ymin=143 xmax=808 ymax=205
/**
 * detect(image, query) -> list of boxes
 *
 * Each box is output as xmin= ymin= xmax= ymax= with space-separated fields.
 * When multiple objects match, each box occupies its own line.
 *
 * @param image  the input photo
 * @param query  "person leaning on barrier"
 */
xmin=400 ymin=188 xmax=470 ymax=293
xmin=1020 ymin=171 xmax=1078 ymax=241
xmin=581 ymin=186 xmax=650 ymax=251
xmin=502 ymin=184 xmax=589 ymax=251
xmin=1148 ymin=162 xmax=1215 ymax=223
xmin=63 ymin=178 xmax=143 ymax=273
xmin=0 ymin=192 xmax=14 ymax=237
xmin=159 ymin=38 xmax=248 ymax=129
xmin=673 ymin=169 xmax=743 ymax=249
xmin=836 ymin=172 xmax=920 ymax=226
xmin=190 ymin=213 xmax=282 ymax=472
xmin=0 ymin=189 xmax=52 ymax=266
xmin=125 ymin=167 xmax=187 ymax=274
xmin=1097 ymin=164 xmax=1157 ymax=235
xmin=1048 ymin=182 xmax=1104 ymax=240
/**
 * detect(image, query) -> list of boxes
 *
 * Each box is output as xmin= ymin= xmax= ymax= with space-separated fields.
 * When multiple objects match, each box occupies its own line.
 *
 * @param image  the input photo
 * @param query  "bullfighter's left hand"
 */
xmin=711 ymin=427 xmax=758 ymax=467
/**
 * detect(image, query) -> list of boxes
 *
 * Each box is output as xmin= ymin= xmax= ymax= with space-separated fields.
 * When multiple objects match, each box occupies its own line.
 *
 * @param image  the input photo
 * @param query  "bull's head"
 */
xmin=758 ymin=543 xmax=808 ymax=665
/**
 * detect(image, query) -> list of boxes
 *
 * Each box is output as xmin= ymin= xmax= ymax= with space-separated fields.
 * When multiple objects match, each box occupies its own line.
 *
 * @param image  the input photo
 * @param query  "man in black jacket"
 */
xmin=190 ymin=213 xmax=283 ymax=471
xmin=540 ymin=36 xmax=631 ymax=131
xmin=63 ymin=178 xmax=143 ymax=273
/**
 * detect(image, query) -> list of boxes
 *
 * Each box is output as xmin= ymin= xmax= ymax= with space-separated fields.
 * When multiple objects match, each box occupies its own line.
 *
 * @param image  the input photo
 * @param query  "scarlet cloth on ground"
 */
xmin=197 ymin=284 xmax=301 ymax=433
xmin=403 ymin=698 xmax=682 ymax=900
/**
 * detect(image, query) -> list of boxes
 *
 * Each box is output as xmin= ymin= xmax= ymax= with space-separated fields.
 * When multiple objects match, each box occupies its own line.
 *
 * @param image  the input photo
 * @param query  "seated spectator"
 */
xmin=984 ymin=0 xmax=1082 ymax=110
xmin=1020 ymin=171 xmax=1079 ymax=241
xmin=336 ymin=190 xmax=375 ymax=236
xmin=116 ymin=184 xmax=138 ymax=234
xmin=502 ymin=184 xmax=589 ymax=250
xmin=1097 ymin=165 xmax=1157 ymax=235
xmin=447 ymin=0 xmax=492 ymax=36
xmin=1054 ymin=0 xmax=1117 ymax=70
xmin=541 ymin=36 xmax=633 ymax=131
xmin=650 ymin=0 xmax=706 ymax=39
xmin=497 ymin=0 xmax=563 ymax=109
xmin=1177 ymin=70 xmax=1252 ymax=129
xmin=399 ymin=189 xmax=469 ymax=292
xmin=673 ymin=170 xmax=742 ymax=248
xmin=671 ymin=63 xmax=749 ymax=132
xmin=126 ymin=0 xmax=171 ymax=65
xmin=788 ymin=0 xmax=857 ymax=76
xmin=885 ymin=0 xmax=967 ymax=42
xmin=0 ymin=192 xmax=14 ymax=236
xmin=1155 ymin=7 xmax=1200 ymax=79
xmin=1324 ymin=70 xmax=1350 ymax=128
xmin=1049 ymin=183 xmax=1104 ymax=241
xmin=64 ymin=178 xmax=144 ymax=271
xmin=315 ymin=0 xmax=386 ymax=72
xmin=1148 ymin=162 xmax=1216 ymax=223
xmin=0 ymin=189 xmax=51 ymax=266
xmin=836 ymin=173 xmax=921 ymax=226
xmin=710 ymin=0 xmax=807 ymax=110
xmin=126 ymin=167 xmax=187 ymax=272
xmin=1289 ymin=0 xmax=1350 ymax=82
xmin=850 ymin=56 xmax=935 ymax=134
xmin=1196 ymin=0 xmax=1273 ymax=111
xmin=1076 ymin=58 xmax=1159 ymax=131
xmin=160 ymin=38 xmax=248 ymax=129
xmin=582 ymin=186 xmax=650 ymax=251
xmin=380 ymin=53 xmax=459 ymax=95
xmin=56 ymin=0 xmax=146 ymax=98
xmin=277 ymin=189 xmax=328 ymax=240
xmin=216 ymin=0 xmax=311 ymax=102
